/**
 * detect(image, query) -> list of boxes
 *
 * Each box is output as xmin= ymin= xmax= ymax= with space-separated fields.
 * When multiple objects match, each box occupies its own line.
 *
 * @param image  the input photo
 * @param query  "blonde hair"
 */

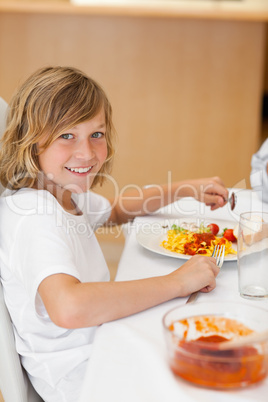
xmin=0 ymin=66 xmax=116 ymax=189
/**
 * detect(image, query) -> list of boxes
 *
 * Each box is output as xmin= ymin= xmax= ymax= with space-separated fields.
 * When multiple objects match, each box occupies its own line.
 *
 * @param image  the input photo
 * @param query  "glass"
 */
xmin=238 ymin=211 xmax=268 ymax=299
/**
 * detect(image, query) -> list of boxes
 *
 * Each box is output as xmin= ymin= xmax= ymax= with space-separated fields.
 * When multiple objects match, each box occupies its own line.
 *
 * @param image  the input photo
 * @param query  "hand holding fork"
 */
xmin=186 ymin=245 xmax=225 ymax=304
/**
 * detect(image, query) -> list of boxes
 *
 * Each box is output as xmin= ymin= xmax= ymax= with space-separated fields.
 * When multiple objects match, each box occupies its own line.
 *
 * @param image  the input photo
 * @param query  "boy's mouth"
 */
xmin=65 ymin=166 xmax=93 ymax=174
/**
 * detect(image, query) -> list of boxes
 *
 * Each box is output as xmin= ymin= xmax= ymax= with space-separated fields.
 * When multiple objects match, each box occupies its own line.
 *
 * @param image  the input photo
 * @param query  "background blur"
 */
xmin=0 ymin=0 xmax=267 ymax=280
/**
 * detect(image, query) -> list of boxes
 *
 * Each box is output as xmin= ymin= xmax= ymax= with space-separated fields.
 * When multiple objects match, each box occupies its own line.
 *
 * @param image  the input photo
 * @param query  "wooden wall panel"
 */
xmin=263 ymin=25 xmax=268 ymax=94
xmin=0 ymin=13 xmax=265 ymax=199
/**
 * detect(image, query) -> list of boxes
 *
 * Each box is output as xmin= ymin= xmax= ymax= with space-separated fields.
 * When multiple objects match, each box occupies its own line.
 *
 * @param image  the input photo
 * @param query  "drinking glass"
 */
xmin=238 ymin=211 xmax=268 ymax=299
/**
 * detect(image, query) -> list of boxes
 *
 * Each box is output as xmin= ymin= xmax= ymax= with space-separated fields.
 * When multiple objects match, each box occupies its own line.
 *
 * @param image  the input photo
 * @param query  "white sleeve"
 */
xmin=10 ymin=213 xmax=80 ymax=310
xmin=250 ymin=139 xmax=268 ymax=202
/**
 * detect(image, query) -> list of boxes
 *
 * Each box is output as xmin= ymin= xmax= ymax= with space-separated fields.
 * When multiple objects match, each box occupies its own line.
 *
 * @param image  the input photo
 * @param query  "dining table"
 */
xmin=79 ymin=188 xmax=268 ymax=402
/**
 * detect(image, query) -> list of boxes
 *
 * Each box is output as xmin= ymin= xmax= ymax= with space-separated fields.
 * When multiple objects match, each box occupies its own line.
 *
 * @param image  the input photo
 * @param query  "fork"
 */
xmin=186 ymin=245 xmax=225 ymax=304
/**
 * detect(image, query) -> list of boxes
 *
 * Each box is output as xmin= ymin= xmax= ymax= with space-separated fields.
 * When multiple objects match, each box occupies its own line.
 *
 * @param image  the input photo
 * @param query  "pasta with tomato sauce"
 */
xmin=161 ymin=229 xmax=236 ymax=256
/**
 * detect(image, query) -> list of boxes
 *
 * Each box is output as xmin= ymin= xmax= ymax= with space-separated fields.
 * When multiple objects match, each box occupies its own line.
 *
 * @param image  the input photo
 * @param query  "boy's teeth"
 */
xmin=68 ymin=167 xmax=92 ymax=173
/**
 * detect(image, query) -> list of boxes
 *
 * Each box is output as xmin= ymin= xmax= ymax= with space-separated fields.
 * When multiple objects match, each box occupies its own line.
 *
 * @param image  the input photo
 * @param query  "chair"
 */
xmin=0 ymin=97 xmax=8 ymax=138
xmin=0 ymin=97 xmax=43 ymax=401
xmin=0 ymin=282 xmax=43 ymax=402
xmin=0 ymin=97 xmax=8 ymax=195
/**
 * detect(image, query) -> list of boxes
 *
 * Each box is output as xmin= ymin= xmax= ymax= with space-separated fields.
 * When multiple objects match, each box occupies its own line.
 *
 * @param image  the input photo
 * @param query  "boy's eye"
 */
xmin=92 ymin=132 xmax=104 ymax=139
xmin=60 ymin=133 xmax=74 ymax=140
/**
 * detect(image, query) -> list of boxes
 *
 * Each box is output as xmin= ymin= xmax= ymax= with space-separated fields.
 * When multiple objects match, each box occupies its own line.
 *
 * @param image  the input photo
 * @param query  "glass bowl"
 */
xmin=162 ymin=301 xmax=268 ymax=389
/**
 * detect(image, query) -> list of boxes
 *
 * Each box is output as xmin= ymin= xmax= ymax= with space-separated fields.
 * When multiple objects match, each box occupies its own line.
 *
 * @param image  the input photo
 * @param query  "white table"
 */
xmin=79 ymin=190 xmax=268 ymax=402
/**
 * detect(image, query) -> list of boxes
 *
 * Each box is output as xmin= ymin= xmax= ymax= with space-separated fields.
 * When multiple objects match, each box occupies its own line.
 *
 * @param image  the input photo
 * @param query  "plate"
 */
xmin=136 ymin=217 xmax=237 ymax=261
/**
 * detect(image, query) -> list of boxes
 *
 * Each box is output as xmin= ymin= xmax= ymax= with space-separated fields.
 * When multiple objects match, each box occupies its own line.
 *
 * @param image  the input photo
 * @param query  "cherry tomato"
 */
xmin=223 ymin=229 xmax=236 ymax=242
xmin=207 ymin=223 xmax=219 ymax=236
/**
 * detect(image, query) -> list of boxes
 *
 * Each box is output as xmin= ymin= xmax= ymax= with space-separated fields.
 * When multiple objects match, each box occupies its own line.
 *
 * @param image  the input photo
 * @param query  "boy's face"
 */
xmin=38 ymin=108 xmax=108 ymax=193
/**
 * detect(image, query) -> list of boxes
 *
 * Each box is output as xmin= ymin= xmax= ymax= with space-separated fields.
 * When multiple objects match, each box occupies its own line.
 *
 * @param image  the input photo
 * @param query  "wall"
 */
xmin=0 ymin=12 xmax=265 ymax=200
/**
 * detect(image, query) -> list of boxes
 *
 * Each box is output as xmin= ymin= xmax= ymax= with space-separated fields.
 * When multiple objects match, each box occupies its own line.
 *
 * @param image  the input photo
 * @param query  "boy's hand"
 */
xmin=169 ymin=255 xmax=220 ymax=297
xmin=186 ymin=176 xmax=228 ymax=210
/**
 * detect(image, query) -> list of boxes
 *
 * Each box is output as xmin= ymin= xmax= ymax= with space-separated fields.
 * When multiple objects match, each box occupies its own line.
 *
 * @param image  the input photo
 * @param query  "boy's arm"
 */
xmin=38 ymin=255 xmax=219 ymax=329
xmin=107 ymin=176 xmax=228 ymax=226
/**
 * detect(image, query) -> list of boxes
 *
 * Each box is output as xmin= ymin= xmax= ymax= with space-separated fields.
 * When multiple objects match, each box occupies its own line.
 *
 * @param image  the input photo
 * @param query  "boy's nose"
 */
xmin=74 ymin=140 xmax=95 ymax=159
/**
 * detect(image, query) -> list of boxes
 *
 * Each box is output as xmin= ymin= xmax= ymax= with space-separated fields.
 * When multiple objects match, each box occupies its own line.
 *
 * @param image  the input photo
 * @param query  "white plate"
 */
xmin=136 ymin=217 xmax=237 ymax=261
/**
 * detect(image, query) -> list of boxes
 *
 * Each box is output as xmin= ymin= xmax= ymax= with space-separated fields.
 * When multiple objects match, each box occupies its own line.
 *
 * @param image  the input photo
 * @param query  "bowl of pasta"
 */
xmin=163 ymin=301 xmax=268 ymax=389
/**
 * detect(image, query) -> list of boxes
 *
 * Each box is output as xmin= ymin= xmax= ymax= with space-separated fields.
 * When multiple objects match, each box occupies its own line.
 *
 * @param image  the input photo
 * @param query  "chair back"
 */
xmin=0 ymin=97 xmax=7 ymax=138
xmin=0 ymin=97 xmax=8 ymax=194
xmin=0 ymin=280 xmax=43 ymax=401
xmin=0 ymin=97 xmax=43 ymax=401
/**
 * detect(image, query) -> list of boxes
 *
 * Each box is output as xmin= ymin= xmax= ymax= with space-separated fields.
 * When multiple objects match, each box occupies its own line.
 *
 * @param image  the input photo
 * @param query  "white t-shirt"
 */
xmin=250 ymin=138 xmax=268 ymax=202
xmin=0 ymin=188 xmax=111 ymax=402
